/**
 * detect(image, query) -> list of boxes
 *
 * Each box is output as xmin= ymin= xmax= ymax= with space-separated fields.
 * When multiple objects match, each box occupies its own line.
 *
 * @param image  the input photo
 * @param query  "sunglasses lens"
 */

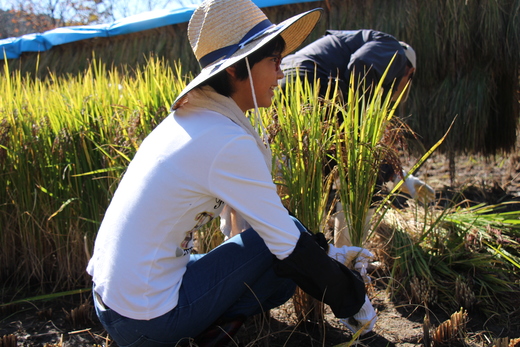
xmin=269 ymin=55 xmax=282 ymax=70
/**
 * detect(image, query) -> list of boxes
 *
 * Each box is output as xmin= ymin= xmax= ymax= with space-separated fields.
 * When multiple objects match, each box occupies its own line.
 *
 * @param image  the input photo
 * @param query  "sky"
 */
xmin=1 ymin=0 xmax=316 ymax=23
xmin=111 ymin=0 xmax=200 ymax=21
xmin=0 ymin=0 xmax=201 ymax=22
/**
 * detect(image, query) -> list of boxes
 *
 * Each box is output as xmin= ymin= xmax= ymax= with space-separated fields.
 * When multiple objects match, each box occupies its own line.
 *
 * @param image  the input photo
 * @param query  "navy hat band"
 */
xmin=198 ymin=19 xmax=273 ymax=68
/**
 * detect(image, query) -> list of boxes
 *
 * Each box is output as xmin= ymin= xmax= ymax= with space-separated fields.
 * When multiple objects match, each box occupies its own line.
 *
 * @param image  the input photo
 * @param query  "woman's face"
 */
xmin=228 ymin=54 xmax=284 ymax=112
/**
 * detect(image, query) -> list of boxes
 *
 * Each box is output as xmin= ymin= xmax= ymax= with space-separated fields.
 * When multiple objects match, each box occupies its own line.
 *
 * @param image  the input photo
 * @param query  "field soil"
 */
xmin=2 ymin=151 xmax=520 ymax=346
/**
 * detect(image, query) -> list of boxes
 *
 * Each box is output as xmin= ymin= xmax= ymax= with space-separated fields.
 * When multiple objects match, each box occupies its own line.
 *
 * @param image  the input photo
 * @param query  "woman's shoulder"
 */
xmin=169 ymin=107 xmax=254 ymax=150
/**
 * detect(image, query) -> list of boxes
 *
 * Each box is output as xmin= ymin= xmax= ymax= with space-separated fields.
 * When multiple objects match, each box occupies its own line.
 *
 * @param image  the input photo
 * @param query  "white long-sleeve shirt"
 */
xmin=87 ymin=100 xmax=300 ymax=320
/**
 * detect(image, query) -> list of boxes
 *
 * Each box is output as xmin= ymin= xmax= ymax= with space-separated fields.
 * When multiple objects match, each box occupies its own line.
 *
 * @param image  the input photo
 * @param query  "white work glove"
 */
xmin=395 ymin=170 xmax=435 ymax=202
xmin=328 ymin=245 xmax=374 ymax=284
xmin=340 ymin=295 xmax=377 ymax=335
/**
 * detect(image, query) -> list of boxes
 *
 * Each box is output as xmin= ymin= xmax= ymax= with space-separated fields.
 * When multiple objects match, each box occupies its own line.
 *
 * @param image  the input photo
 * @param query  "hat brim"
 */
xmin=172 ymin=8 xmax=322 ymax=110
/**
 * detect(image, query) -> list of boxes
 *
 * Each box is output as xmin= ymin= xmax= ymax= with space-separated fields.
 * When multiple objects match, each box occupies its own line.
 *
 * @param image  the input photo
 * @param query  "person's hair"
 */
xmin=202 ymin=35 xmax=286 ymax=97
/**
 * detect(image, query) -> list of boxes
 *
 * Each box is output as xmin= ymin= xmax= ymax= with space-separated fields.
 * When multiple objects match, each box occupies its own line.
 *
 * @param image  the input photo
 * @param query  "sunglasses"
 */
xmin=268 ymin=55 xmax=282 ymax=71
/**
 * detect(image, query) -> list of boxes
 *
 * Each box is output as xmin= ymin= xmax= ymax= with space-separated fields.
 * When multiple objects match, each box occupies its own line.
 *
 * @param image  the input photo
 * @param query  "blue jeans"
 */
xmin=94 ymin=218 xmax=307 ymax=346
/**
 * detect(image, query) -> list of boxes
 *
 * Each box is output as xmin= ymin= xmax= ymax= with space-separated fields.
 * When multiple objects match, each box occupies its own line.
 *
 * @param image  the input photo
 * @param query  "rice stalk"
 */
xmin=267 ymin=72 xmax=337 ymax=234
xmin=0 ymin=57 xmax=183 ymax=295
xmin=431 ymin=308 xmax=468 ymax=347
xmin=332 ymin=57 xmax=405 ymax=247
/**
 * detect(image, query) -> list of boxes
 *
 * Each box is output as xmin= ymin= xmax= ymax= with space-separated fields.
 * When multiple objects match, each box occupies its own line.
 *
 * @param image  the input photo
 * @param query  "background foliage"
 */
xmin=3 ymin=0 xmax=519 ymax=156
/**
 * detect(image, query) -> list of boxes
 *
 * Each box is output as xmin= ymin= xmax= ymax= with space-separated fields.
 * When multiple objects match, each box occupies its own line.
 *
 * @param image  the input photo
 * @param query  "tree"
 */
xmin=0 ymin=0 xmax=199 ymax=39
xmin=1 ymin=0 xmax=114 ymax=39
xmin=0 ymin=9 xmax=54 ymax=38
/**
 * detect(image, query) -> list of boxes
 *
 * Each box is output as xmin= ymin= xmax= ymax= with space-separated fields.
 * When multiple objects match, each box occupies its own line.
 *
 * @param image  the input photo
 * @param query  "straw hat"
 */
xmin=172 ymin=0 xmax=322 ymax=109
xmin=399 ymin=41 xmax=416 ymax=69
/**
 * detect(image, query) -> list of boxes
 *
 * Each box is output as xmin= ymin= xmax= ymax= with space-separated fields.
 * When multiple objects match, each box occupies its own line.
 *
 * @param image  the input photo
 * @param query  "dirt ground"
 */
xmin=2 ymin=151 xmax=520 ymax=346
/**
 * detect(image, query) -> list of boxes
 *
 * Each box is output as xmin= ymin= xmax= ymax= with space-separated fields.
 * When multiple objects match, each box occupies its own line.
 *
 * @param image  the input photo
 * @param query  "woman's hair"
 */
xmin=202 ymin=35 xmax=286 ymax=97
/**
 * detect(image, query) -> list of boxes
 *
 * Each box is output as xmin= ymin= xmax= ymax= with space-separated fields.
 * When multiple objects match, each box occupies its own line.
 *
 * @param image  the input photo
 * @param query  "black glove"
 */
xmin=285 ymin=208 xmax=329 ymax=252
xmin=311 ymin=231 xmax=329 ymax=252
xmin=273 ymin=231 xmax=366 ymax=318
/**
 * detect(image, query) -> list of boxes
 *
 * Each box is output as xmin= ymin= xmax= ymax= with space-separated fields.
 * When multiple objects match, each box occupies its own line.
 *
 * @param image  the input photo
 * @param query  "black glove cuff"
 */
xmin=311 ymin=232 xmax=329 ymax=252
xmin=273 ymin=231 xmax=365 ymax=318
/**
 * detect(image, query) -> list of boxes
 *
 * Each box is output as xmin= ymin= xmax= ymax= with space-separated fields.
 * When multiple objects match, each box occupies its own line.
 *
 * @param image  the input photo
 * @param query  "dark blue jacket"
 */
xmin=280 ymin=29 xmax=409 ymax=98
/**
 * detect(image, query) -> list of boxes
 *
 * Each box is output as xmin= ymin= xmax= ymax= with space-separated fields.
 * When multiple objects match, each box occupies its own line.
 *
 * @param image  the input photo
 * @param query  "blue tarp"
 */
xmin=0 ymin=0 xmax=318 ymax=59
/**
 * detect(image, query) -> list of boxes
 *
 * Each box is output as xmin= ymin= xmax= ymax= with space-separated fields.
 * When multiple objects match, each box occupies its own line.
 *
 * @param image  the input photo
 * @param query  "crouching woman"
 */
xmin=87 ymin=1 xmax=374 ymax=346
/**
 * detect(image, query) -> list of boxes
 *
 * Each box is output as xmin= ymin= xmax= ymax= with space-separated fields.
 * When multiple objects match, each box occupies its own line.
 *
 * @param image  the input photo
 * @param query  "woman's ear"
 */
xmin=226 ymin=66 xmax=238 ymax=79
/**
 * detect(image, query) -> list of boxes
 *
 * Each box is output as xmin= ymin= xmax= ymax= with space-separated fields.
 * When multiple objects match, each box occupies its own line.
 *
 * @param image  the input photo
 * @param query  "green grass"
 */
xmin=1 ymin=57 xmax=519 ymax=327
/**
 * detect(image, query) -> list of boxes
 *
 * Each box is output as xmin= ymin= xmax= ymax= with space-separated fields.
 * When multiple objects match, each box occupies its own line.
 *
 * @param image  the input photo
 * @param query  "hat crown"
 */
xmin=188 ymin=0 xmax=269 ymax=65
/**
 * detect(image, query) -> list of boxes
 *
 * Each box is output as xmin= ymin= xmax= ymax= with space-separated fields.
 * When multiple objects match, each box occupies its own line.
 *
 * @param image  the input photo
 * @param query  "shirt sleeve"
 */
xmin=208 ymin=133 xmax=300 ymax=260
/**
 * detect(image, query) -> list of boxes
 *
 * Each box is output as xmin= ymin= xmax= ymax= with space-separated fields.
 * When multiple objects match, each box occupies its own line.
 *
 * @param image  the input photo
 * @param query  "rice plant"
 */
xmin=0 ymin=57 xmax=183 ymax=296
xmin=332 ymin=77 xmax=399 ymax=247
xmin=376 ymin=200 xmax=520 ymax=316
xmin=261 ymin=73 xmax=339 ymax=323
xmin=267 ymin=74 xmax=338 ymax=234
